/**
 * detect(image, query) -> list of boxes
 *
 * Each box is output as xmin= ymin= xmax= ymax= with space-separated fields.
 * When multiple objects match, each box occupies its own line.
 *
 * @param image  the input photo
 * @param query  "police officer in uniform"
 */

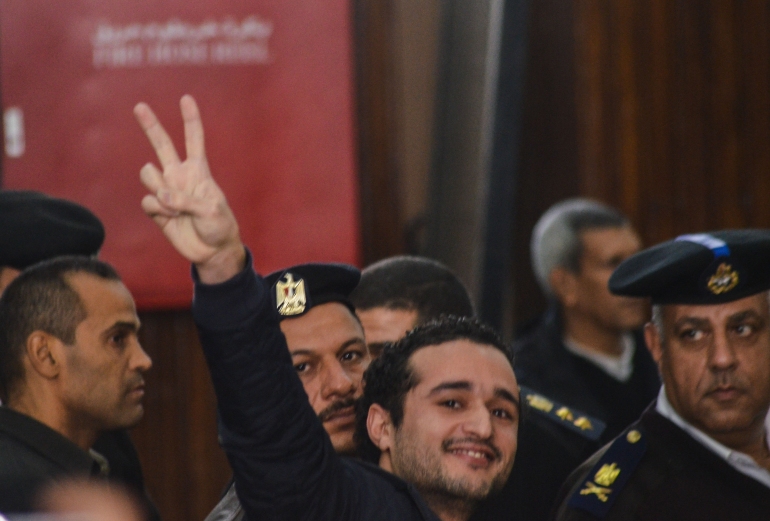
xmin=554 ymin=230 xmax=770 ymax=521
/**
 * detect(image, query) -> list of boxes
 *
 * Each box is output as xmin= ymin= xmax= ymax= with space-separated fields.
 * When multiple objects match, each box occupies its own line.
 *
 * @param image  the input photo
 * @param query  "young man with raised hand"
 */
xmin=134 ymin=95 xmax=519 ymax=521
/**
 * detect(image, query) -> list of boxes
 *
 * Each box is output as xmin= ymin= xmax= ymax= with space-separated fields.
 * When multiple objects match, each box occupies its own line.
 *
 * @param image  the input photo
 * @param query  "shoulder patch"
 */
xmin=566 ymin=426 xmax=648 ymax=518
xmin=520 ymin=386 xmax=606 ymax=441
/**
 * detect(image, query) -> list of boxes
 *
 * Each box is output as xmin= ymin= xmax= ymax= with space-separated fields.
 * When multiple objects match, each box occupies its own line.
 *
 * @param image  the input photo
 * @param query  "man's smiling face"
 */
xmin=386 ymin=340 xmax=519 ymax=500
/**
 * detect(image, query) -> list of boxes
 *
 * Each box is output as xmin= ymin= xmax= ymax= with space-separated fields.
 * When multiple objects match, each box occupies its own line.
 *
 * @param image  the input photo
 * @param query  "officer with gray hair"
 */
xmin=514 ymin=198 xmax=660 ymax=443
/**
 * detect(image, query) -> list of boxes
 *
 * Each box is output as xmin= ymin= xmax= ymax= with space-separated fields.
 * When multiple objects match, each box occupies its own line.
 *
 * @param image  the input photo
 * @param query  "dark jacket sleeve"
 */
xmin=190 ymin=254 xmax=439 ymax=521
xmin=191 ymin=255 xmax=353 ymax=520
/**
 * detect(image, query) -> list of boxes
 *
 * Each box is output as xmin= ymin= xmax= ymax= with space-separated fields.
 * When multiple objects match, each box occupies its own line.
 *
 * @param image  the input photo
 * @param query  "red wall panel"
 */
xmin=1 ymin=1 xmax=360 ymax=308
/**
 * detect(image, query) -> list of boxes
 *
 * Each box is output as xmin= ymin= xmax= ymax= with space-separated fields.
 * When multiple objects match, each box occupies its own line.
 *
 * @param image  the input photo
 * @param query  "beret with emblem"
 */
xmin=0 ymin=190 xmax=105 ymax=269
xmin=609 ymin=229 xmax=770 ymax=304
xmin=265 ymin=263 xmax=360 ymax=320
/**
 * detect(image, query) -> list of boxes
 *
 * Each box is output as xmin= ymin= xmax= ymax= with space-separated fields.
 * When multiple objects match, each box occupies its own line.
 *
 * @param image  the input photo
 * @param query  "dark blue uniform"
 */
xmin=553 ymin=407 xmax=770 ymax=521
xmin=513 ymin=305 xmax=660 ymax=444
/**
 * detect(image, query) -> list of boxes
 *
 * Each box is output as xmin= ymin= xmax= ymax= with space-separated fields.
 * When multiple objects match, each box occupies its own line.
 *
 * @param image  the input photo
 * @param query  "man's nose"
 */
xmin=131 ymin=341 xmax=153 ymax=373
xmin=321 ymin=362 xmax=355 ymax=398
xmin=709 ymin=332 xmax=738 ymax=371
xmin=462 ymin=403 xmax=494 ymax=439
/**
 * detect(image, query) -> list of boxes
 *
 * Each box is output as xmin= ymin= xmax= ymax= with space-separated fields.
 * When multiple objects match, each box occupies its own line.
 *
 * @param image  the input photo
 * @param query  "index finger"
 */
xmin=180 ymin=94 xmax=206 ymax=161
xmin=134 ymin=102 xmax=182 ymax=168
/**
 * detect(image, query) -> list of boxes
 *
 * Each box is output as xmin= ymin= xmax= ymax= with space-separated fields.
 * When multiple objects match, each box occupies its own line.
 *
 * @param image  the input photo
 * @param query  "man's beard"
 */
xmin=391 ymin=433 xmax=510 ymax=504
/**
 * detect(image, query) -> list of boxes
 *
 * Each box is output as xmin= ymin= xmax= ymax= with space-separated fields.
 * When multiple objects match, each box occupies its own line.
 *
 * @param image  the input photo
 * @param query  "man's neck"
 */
xmin=420 ymin=491 xmax=475 ymax=521
xmin=562 ymin=312 xmax=624 ymax=357
xmin=8 ymin=393 xmax=97 ymax=451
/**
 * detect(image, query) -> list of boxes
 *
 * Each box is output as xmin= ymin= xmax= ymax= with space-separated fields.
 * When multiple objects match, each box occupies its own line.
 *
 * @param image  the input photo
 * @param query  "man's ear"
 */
xmin=644 ymin=322 xmax=663 ymax=365
xmin=25 ymin=332 xmax=62 ymax=379
xmin=549 ymin=267 xmax=579 ymax=307
xmin=366 ymin=403 xmax=394 ymax=453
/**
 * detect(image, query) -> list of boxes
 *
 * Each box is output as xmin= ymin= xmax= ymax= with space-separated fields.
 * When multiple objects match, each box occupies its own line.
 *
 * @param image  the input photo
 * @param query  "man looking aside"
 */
xmin=134 ymin=95 xmax=519 ymax=521
xmin=0 ymin=257 xmax=152 ymax=513
xmin=515 ymin=199 xmax=659 ymax=442
xmin=205 ymin=262 xmax=369 ymax=521
xmin=554 ymin=231 xmax=770 ymax=520
xmin=0 ymin=190 xmax=159 ymax=521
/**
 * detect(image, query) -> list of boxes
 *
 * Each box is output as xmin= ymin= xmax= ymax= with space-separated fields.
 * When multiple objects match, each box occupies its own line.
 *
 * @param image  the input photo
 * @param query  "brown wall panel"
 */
xmin=514 ymin=0 xmax=770 ymax=325
xmin=131 ymin=311 xmax=231 ymax=521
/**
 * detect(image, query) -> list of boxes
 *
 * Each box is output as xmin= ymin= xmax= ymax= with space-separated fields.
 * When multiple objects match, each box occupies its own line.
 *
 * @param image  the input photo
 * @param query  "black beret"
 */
xmin=609 ymin=229 xmax=770 ymax=304
xmin=0 ymin=191 xmax=105 ymax=269
xmin=264 ymin=263 xmax=360 ymax=320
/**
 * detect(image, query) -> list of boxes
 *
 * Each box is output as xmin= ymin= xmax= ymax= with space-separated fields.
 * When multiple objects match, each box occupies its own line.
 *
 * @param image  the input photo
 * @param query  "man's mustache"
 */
xmin=704 ymin=370 xmax=749 ymax=395
xmin=318 ymin=397 xmax=358 ymax=423
xmin=442 ymin=436 xmax=503 ymax=461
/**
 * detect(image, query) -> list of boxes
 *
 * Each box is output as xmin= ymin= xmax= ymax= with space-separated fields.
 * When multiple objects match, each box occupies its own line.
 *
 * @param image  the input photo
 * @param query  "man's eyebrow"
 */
xmin=109 ymin=320 xmax=140 ymax=331
xmin=290 ymin=337 xmax=365 ymax=357
xmin=495 ymin=388 xmax=520 ymax=411
xmin=674 ymin=317 xmax=710 ymax=328
xmin=727 ymin=310 xmax=762 ymax=323
xmin=428 ymin=380 xmax=472 ymax=395
xmin=336 ymin=337 xmax=366 ymax=355
xmin=102 ymin=320 xmax=140 ymax=338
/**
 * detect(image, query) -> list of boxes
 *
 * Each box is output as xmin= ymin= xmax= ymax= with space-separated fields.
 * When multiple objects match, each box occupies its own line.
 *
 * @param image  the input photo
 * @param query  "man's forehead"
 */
xmin=281 ymin=301 xmax=364 ymax=351
xmin=580 ymin=226 xmax=640 ymax=256
xmin=662 ymin=292 xmax=770 ymax=323
xmin=408 ymin=340 xmax=517 ymax=391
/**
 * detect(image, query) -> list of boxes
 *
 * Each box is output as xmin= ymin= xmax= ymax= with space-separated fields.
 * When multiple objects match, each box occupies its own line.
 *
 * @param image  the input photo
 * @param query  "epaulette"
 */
xmin=567 ymin=426 xmax=648 ymax=518
xmin=520 ymin=386 xmax=606 ymax=441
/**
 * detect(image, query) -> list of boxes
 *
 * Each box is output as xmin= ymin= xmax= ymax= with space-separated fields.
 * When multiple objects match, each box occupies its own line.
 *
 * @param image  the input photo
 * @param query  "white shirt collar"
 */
xmin=563 ymin=332 xmax=635 ymax=382
xmin=656 ymin=386 xmax=770 ymax=488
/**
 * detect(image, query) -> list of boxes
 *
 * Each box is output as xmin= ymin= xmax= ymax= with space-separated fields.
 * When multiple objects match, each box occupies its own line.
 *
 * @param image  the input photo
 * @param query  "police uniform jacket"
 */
xmin=552 ymin=406 xmax=770 ymax=521
xmin=513 ymin=305 xmax=660 ymax=443
xmin=192 ymin=254 xmax=439 ymax=521
xmin=0 ymin=406 xmax=105 ymax=513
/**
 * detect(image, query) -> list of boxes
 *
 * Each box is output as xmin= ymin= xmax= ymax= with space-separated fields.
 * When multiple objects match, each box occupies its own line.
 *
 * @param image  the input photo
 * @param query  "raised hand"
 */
xmin=134 ymin=95 xmax=245 ymax=283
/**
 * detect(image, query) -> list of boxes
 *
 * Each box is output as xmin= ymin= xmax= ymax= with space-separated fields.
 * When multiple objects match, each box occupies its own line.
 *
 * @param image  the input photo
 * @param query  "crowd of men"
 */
xmin=0 ymin=94 xmax=768 ymax=521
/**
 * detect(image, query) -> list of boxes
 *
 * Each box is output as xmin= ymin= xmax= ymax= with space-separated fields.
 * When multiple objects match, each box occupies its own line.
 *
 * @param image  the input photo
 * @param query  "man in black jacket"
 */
xmin=514 ymin=199 xmax=659 ymax=443
xmin=0 ymin=257 xmax=152 ymax=514
xmin=135 ymin=95 xmax=519 ymax=521
xmin=554 ymin=230 xmax=770 ymax=520
xmin=0 ymin=192 xmax=158 ymax=520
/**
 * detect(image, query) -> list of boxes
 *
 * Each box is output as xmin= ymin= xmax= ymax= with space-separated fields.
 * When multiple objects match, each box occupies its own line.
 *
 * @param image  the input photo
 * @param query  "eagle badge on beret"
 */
xmin=276 ymin=273 xmax=306 ymax=316
xmin=707 ymin=263 xmax=739 ymax=295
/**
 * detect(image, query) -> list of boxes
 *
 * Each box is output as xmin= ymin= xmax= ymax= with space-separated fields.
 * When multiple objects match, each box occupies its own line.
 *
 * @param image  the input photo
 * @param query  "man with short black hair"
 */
xmin=0 ymin=191 xmax=158 ymax=520
xmin=515 ymin=199 xmax=659 ymax=442
xmin=554 ymin=230 xmax=770 ymax=520
xmin=351 ymin=256 xmax=474 ymax=357
xmin=0 ymin=256 xmax=152 ymax=513
xmin=360 ymin=316 xmax=518 ymax=521
xmin=351 ymin=254 xmax=602 ymax=521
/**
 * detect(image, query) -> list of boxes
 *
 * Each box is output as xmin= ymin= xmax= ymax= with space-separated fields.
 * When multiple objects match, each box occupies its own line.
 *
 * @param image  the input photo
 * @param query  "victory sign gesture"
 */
xmin=134 ymin=95 xmax=245 ymax=283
